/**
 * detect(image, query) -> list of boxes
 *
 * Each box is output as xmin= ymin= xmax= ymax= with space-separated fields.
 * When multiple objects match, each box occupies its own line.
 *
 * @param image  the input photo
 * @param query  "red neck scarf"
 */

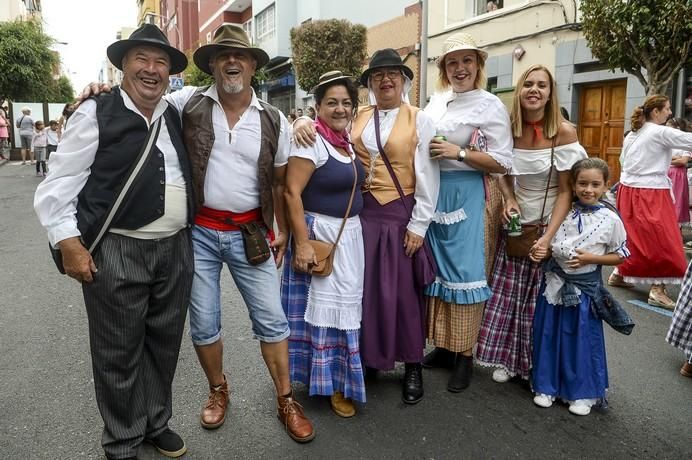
xmin=315 ymin=117 xmax=351 ymax=150
xmin=524 ymin=119 xmax=543 ymax=144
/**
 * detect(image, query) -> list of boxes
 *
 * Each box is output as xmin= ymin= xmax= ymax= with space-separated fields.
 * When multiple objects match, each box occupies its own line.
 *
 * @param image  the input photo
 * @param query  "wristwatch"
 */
xmin=457 ymin=148 xmax=467 ymax=162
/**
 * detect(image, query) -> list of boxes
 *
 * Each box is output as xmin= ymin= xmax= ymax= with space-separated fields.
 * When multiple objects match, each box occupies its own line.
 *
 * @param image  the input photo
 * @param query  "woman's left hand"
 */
xmin=403 ymin=230 xmax=424 ymax=257
xmin=529 ymin=235 xmax=550 ymax=262
xmin=429 ymin=138 xmax=464 ymax=161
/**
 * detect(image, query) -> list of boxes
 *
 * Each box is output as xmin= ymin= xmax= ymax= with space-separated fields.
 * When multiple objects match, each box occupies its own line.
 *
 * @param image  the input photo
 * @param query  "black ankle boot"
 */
xmin=447 ymin=354 xmax=473 ymax=392
xmin=422 ymin=347 xmax=456 ymax=369
xmin=402 ymin=363 xmax=424 ymax=404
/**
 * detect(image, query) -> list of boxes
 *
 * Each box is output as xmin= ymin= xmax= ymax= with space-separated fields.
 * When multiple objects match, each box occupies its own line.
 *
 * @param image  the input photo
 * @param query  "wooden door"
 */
xmin=578 ymin=80 xmax=627 ymax=183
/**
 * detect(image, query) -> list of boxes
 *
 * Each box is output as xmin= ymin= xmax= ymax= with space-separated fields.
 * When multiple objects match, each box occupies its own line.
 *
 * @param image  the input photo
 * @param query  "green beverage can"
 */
xmin=431 ymin=135 xmax=446 ymax=157
xmin=508 ymin=211 xmax=522 ymax=236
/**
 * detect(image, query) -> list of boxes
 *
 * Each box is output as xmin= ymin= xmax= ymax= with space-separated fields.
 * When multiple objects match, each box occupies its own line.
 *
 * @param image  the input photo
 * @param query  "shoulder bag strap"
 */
xmin=87 ymin=115 xmax=162 ymax=253
xmin=318 ymin=137 xmax=358 ymax=248
xmin=373 ymin=109 xmax=412 ymax=215
xmin=537 ymin=137 xmax=557 ymax=228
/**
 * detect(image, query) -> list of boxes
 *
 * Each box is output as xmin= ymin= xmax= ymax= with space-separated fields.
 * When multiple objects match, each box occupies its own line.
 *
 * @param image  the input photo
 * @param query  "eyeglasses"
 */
xmin=371 ymin=70 xmax=402 ymax=82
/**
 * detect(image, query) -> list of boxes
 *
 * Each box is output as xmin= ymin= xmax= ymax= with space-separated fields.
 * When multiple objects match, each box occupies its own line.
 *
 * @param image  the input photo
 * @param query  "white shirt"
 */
xmin=166 ymin=85 xmax=290 ymax=212
xmin=359 ymin=106 xmax=440 ymax=236
xmin=290 ymin=133 xmax=355 ymax=167
xmin=34 ymin=90 xmax=186 ymax=247
xmin=424 ymin=89 xmax=513 ymax=172
xmin=544 ymin=205 xmax=629 ymax=305
xmin=620 ymin=122 xmax=692 ymax=189
xmin=511 ymin=142 xmax=588 ymax=224
xmin=46 ymin=129 xmax=59 ymax=146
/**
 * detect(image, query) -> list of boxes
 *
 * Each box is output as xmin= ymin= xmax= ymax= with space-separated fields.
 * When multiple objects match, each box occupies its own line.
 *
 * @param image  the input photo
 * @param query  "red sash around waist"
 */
xmin=195 ymin=207 xmax=274 ymax=240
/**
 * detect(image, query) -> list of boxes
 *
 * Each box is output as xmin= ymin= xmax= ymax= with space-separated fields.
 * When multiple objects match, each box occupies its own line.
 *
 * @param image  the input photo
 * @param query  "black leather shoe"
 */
xmin=402 ymin=363 xmax=424 ymax=404
xmin=145 ymin=428 xmax=187 ymax=458
xmin=422 ymin=347 xmax=456 ymax=369
xmin=447 ymin=354 xmax=473 ymax=392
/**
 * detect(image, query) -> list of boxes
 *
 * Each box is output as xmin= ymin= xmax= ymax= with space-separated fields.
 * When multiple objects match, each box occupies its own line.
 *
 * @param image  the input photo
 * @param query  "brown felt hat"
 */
xmin=193 ymin=24 xmax=270 ymax=75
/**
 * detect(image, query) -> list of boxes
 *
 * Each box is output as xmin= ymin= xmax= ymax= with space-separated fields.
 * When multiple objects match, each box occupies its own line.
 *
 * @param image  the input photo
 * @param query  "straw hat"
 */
xmin=310 ymin=70 xmax=356 ymax=94
xmin=193 ymin=24 xmax=270 ymax=75
xmin=439 ymin=32 xmax=488 ymax=63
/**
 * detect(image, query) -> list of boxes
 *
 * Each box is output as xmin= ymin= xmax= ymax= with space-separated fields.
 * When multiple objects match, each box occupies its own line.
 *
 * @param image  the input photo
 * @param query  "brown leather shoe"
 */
xmin=681 ymin=362 xmax=692 ymax=378
xmin=607 ymin=273 xmax=634 ymax=288
xmin=330 ymin=391 xmax=356 ymax=418
xmin=200 ymin=375 xmax=229 ymax=429
xmin=277 ymin=391 xmax=315 ymax=443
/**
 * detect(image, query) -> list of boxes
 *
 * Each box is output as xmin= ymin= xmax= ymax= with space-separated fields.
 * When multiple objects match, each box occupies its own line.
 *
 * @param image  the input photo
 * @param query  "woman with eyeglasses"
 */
xmin=292 ymin=49 xmax=439 ymax=405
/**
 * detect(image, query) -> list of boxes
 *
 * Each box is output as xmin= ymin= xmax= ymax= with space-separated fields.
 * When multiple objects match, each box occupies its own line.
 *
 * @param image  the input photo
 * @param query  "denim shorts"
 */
xmin=20 ymin=134 xmax=32 ymax=149
xmin=189 ymin=224 xmax=290 ymax=345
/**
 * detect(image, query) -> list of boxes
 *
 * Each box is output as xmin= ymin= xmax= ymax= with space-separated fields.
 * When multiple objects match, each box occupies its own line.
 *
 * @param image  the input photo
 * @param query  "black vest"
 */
xmin=76 ymin=87 xmax=195 ymax=249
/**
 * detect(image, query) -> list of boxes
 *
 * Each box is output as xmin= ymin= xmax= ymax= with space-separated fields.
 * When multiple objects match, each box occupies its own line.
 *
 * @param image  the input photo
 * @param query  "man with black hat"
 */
xmin=164 ymin=24 xmax=314 ymax=442
xmin=34 ymin=24 xmax=194 ymax=459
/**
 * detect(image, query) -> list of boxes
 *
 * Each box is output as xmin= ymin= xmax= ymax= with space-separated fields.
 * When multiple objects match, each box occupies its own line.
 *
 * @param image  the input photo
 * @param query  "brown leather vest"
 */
xmin=351 ymin=104 xmax=419 ymax=205
xmin=182 ymin=87 xmax=280 ymax=230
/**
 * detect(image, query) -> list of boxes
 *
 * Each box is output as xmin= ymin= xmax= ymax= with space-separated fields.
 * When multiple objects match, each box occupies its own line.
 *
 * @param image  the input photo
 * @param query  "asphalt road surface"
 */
xmin=1 ymin=161 xmax=690 ymax=459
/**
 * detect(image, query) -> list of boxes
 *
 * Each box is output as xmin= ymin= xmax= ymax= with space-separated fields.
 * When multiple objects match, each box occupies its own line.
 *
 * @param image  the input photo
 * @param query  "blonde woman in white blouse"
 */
xmin=475 ymin=65 xmax=587 ymax=383
xmin=608 ymin=95 xmax=692 ymax=308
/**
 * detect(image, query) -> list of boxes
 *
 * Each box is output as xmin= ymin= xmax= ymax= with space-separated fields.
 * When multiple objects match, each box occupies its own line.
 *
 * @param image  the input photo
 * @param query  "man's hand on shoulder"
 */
xmin=58 ymin=237 xmax=98 ymax=283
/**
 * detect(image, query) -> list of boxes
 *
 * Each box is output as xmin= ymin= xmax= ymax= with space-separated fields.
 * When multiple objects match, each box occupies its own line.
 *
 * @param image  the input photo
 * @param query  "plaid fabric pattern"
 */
xmin=666 ymin=261 xmax=692 ymax=358
xmin=280 ymin=215 xmax=366 ymax=402
xmin=427 ymin=298 xmax=484 ymax=352
xmin=475 ymin=235 xmax=542 ymax=378
xmin=484 ymin=176 xmax=503 ymax=278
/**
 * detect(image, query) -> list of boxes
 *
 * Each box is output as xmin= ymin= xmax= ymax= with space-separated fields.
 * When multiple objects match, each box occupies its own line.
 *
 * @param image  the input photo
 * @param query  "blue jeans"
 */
xmin=189 ymin=224 xmax=290 ymax=345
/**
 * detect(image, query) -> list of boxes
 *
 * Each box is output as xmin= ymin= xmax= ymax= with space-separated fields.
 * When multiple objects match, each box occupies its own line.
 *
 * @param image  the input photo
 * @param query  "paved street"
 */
xmin=0 ymin=161 xmax=690 ymax=459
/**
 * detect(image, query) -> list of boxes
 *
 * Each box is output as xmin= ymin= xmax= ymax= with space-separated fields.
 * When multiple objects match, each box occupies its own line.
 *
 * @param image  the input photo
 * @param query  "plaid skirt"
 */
xmin=666 ymin=260 xmax=692 ymax=358
xmin=475 ymin=235 xmax=542 ymax=379
xmin=426 ymin=176 xmax=503 ymax=352
xmin=280 ymin=214 xmax=366 ymax=402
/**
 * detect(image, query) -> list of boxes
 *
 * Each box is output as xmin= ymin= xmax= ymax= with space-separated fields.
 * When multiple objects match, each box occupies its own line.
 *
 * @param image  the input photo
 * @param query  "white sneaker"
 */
xmin=533 ymin=393 xmax=554 ymax=408
xmin=568 ymin=399 xmax=592 ymax=416
xmin=492 ymin=368 xmax=511 ymax=383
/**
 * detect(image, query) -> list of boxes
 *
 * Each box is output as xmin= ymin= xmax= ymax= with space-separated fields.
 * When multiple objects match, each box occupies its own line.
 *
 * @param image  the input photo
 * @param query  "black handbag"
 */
xmin=49 ymin=115 xmax=163 ymax=274
xmin=373 ymin=109 xmax=438 ymax=287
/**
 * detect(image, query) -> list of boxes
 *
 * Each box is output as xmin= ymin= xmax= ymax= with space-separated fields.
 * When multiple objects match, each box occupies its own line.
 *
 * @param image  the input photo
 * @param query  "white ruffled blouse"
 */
xmin=511 ymin=142 xmax=588 ymax=224
xmin=544 ymin=205 xmax=629 ymax=305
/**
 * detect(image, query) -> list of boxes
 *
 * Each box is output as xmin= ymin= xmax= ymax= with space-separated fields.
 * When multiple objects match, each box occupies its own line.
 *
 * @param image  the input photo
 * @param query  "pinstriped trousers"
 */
xmin=82 ymin=229 xmax=192 ymax=459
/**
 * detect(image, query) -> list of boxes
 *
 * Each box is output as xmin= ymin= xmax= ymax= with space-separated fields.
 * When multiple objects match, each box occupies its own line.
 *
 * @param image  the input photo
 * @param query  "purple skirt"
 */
xmin=359 ymin=193 xmax=426 ymax=370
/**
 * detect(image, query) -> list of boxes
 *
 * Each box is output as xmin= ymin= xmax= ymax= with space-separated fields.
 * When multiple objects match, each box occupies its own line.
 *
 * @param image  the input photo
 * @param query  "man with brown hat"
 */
xmin=165 ymin=24 xmax=314 ymax=442
xmin=34 ymin=24 xmax=193 ymax=459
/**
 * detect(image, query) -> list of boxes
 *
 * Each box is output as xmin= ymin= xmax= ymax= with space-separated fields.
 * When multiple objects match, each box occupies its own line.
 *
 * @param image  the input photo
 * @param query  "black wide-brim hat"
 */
xmin=193 ymin=24 xmax=270 ymax=75
xmin=359 ymin=48 xmax=414 ymax=86
xmin=107 ymin=24 xmax=188 ymax=75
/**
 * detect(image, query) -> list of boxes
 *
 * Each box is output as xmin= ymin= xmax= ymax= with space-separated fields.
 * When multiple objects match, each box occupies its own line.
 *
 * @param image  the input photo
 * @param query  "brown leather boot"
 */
xmin=277 ymin=391 xmax=315 ymax=443
xmin=200 ymin=374 xmax=229 ymax=429
xmin=681 ymin=361 xmax=692 ymax=378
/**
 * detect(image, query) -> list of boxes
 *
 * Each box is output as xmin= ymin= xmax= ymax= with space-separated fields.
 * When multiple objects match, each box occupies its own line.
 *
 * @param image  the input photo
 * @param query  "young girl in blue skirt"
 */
xmin=531 ymin=158 xmax=630 ymax=416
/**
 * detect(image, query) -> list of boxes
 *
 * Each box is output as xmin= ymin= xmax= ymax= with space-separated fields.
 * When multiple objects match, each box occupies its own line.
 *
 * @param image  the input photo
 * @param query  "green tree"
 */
xmin=580 ymin=0 xmax=692 ymax=95
xmin=45 ymin=75 xmax=75 ymax=103
xmin=290 ymin=19 xmax=367 ymax=92
xmin=0 ymin=19 xmax=61 ymax=101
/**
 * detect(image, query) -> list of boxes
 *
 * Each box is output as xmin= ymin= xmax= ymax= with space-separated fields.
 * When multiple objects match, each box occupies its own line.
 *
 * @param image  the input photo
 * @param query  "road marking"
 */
xmin=627 ymin=300 xmax=673 ymax=318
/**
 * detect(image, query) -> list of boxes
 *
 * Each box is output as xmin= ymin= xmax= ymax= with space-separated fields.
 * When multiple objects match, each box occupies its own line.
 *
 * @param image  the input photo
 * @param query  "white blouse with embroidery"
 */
xmin=544 ymin=205 xmax=629 ymax=305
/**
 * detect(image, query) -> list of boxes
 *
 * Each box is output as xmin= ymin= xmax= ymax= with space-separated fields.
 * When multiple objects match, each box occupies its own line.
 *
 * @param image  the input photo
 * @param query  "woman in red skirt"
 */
xmin=609 ymin=95 xmax=692 ymax=308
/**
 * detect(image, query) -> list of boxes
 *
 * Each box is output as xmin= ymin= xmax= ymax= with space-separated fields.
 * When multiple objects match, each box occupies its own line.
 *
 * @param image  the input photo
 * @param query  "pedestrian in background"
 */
xmin=475 ymin=64 xmax=586 ymax=383
xmin=15 ymin=107 xmax=34 ymax=165
xmin=307 ymin=106 xmax=316 ymax=120
xmin=282 ymin=71 xmax=367 ymax=418
xmin=531 ymin=158 xmax=629 ymax=416
xmin=608 ymin=95 xmax=692 ymax=309
xmin=666 ymin=118 xmax=691 ymax=230
xmin=421 ymin=33 xmax=511 ymax=392
xmin=31 ymin=120 xmax=48 ymax=176
xmin=0 ymin=107 xmax=9 ymax=160
xmin=34 ymin=24 xmax=194 ymax=460
xmin=46 ymin=120 xmax=60 ymax=160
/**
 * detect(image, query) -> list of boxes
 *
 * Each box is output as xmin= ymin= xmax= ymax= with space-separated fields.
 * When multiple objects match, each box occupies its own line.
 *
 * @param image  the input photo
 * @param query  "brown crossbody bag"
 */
xmin=505 ymin=138 xmax=555 ymax=258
